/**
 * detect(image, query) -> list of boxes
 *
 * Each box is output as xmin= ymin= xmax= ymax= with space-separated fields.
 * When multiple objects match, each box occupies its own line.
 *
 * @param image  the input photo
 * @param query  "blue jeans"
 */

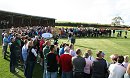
xmin=62 ymin=71 xmax=73 ymax=78
xmin=26 ymin=61 xmax=35 ymax=78
xmin=47 ymin=71 xmax=57 ymax=78
xmin=23 ymin=61 xmax=27 ymax=77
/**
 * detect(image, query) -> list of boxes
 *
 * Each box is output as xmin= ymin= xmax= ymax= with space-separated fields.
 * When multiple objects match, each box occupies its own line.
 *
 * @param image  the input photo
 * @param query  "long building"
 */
xmin=0 ymin=10 xmax=55 ymax=29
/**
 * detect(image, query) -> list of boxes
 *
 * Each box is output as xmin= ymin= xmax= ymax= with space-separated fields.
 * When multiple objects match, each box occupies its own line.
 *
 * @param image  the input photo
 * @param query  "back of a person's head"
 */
xmin=24 ymin=39 xmax=28 ymax=45
xmin=62 ymin=43 xmax=66 ymax=48
xmin=50 ymin=45 xmax=55 ymax=51
xmin=11 ymin=37 xmax=14 ymax=42
xmin=46 ymin=40 xmax=51 ymax=46
xmin=84 ymin=53 xmax=89 ymax=58
xmin=64 ymin=46 xmax=70 ymax=53
xmin=124 ymin=55 xmax=129 ymax=62
xmin=76 ymin=48 xmax=81 ymax=55
xmin=117 ymin=55 xmax=124 ymax=63
xmin=66 ymin=44 xmax=69 ymax=46
xmin=110 ymin=54 xmax=118 ymax=62
xmin=87 ymin=50 xmax=92 ymax=55
xmin=96 ymin=51 xmax=102 ymax=57
xmin=28 ymin=40 xmax=34 ymax=47
xmin=4 ymin=33 xmax=8 ymax=37
xmin=69 ymin=44 xmax=73 ymax=49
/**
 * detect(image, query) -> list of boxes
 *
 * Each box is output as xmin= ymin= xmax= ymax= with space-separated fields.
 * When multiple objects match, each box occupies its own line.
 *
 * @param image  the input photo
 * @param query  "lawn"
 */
xmin=0 ymin=33 xmax=130 ymax=78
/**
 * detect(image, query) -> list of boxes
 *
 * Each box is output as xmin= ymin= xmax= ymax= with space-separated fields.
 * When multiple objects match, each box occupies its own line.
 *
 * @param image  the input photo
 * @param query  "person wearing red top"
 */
xmin=39 ymin=37 xmax=45 ymax=66
xmin=60 ymin=46 xmax=73 ymax=78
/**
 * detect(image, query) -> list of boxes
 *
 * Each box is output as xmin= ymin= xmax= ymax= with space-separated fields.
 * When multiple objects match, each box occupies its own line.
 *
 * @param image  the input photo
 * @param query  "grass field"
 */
xmin=0 ymin=33 xmax=130 ymax=78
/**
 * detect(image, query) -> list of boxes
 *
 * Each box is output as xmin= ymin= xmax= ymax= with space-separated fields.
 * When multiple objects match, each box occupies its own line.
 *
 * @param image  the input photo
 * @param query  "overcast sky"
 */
xmin=0 ymin=0 xmax=130 ymax=25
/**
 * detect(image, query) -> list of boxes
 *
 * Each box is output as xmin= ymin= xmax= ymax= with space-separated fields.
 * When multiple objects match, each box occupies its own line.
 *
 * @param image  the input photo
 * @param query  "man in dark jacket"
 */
xmin=72 ymin=48 xmax=86 ymax=78
xmin=10 ymin=38 xmax=17 ymax=73
xmin=92 ymin=51 xmax=108 ymax=78
xmin=46 ymin=45 xmax=59 ymax=78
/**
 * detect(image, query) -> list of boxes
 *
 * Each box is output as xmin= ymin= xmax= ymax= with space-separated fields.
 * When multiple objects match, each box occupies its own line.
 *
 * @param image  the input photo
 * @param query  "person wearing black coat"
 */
xmin=10 ymin=38 xmax=17 ymax=73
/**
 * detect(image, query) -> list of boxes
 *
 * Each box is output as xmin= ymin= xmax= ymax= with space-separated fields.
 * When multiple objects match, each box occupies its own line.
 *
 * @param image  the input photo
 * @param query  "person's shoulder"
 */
xmin=72 ymin=56 xmax=77 ymax=59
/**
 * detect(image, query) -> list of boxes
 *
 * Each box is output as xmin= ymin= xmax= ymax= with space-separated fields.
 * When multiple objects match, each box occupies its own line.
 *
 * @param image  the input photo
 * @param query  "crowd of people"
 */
xmin=1 ymin=26 xmax=130 ymax=78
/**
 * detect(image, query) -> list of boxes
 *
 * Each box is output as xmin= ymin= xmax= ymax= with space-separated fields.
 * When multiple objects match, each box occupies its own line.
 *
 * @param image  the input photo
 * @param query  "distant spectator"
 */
xmin=71 ymin=36 xmax=76 ymax=45
xmin=2 ymin=33 xmax=9 ymax=59
xmin=60 ymin=46 xmax=73 ymax=78
xmin=72 ymin=49 xmax=86 ymax=78
xmin=2 ymin=29 xmax=6 ymax=43
xmin=123 ymin=55 xmax=129 ymax=68
xmin=108 ymin=55 xmax=126 ymax=78
xmin=10 ymin=38 xmax=17 ymax=73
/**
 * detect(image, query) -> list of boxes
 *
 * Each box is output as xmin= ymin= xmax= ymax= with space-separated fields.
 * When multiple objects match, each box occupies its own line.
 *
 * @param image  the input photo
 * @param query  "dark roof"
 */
xmin=0 ymin=10 xmax=55 ymax=20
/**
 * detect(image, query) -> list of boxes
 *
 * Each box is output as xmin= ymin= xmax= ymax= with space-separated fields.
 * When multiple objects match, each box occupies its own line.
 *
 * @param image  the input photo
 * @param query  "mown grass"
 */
xmin=0 ymin=32 xmax=130 ymax=78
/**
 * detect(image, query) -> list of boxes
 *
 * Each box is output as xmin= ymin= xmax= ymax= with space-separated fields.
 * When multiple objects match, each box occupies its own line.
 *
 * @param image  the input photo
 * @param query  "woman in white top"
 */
xmin=84 ymin=53 xmax=92 ymax=78
xmin=123 ymin=55 xmax=129 ymax=68
xmin=69 ymin=44 xmax=76 ymax=57
xmin=108 ymin=56 xmax=126 ymax=78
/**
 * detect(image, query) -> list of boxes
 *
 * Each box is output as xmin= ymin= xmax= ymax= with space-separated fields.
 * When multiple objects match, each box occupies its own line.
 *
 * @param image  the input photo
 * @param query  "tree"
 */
xmin=111 ymin=16 xmax=124 ymax=26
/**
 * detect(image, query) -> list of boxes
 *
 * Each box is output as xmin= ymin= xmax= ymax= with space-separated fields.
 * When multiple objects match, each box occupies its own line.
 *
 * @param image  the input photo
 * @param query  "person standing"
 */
xmin=22 ymin=39 xmax=28 ymax=77
xmin=10 ymin=38 xmax=17 ymax=73
xmin=43 ymin=40 xmax=51 ymax=78
xmin=26 ymin=41 xmax=37 ymax=78
xmin=39 ymin=37 xmax=45 ymax=66
xmin=84 ymin=53 xmax=92 ymax=78
xmin=87 ymin=50 xmax=95 ymax=62
xmin=91 ymin=51 xmax=107 ymax=78
xmin=59 ymin=43 xmax=66 ymax=56
xmin=108 ymin=56 xmax=126 ymax=78
xmin=46 ymin=45 xmax=59 ymax=78
xmin=71 ymin=36 xmax=75 ymax=45
xmin=60 ymin=46 xmax=73 ymax=78
xmin=2 ymin=33 xmax=9 ymax=59
xmin=72 ymin=48 xmax=86 ymax=78
xmin=69 ymin=44 xmax=76 ymax=57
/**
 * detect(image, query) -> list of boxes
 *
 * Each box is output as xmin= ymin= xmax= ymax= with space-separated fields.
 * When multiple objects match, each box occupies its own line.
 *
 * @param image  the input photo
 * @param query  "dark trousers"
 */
xmin=84 ymin=73 xmax=91 ymax=78
xmin=73 ymin=72 xmax=84 ymax=78
xmin=26 ymin=61 xmax=35 ymax=78
xmin=10 ymin=58 xmax=16 ymax=72
xmin=3 ymin=46 xmax=7 ymax=59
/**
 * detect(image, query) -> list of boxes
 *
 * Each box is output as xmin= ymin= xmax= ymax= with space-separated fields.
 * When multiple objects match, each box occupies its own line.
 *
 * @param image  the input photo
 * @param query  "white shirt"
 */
xmin=108 ymin=63 xmax=126 ymax=78
xmin=31 ymin=48 xmax=37 ymax=57
xmin=88 ymin=56 xmax=95 ymax=62
xmin=122 ymin=62 xmax=129 ymax=68
xmin=69 ymin=49 xmax=77 ymax=57
xmin=84 ymin=58 xmax=92 ymax=74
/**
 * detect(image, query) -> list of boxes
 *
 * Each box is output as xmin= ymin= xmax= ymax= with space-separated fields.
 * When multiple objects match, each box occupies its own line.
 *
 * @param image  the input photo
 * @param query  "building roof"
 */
xmin=0 ymin=10 xmax=55 ymax=20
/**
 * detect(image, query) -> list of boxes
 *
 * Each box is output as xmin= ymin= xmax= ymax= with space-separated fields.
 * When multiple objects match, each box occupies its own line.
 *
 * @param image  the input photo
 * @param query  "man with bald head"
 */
xmin=60 ymin=46 xmax=73 ymax=78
